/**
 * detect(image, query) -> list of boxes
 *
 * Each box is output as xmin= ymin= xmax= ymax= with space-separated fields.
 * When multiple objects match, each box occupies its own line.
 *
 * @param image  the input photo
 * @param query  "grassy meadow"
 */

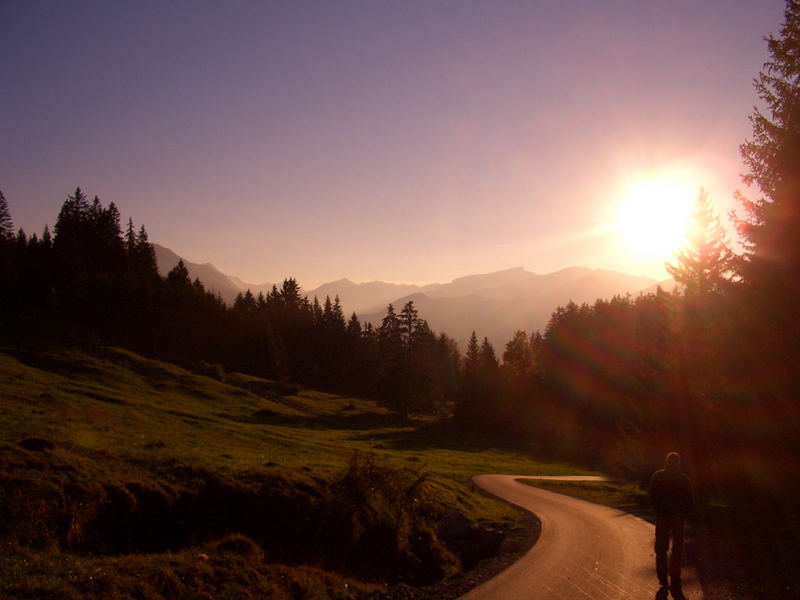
xmin=0 ymin=338 xmax=590 ymax=599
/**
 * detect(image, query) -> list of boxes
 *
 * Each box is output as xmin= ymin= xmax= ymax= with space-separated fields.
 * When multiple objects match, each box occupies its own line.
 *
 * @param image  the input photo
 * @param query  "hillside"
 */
xmin=0 ymin=339 xmax=579 ymax=599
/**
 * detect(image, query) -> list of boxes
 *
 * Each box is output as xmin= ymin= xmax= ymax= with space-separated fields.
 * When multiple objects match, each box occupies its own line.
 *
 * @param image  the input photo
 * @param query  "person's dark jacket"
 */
xmin=650 ymin=466 xmax=693 ymax=515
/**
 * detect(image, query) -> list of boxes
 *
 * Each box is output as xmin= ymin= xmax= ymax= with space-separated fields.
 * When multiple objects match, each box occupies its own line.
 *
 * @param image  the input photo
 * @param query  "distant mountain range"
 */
xmin=153 ymin=244 xmax=275 ymax=301
xmin=153 ymin=243 xmax=675 ymax=351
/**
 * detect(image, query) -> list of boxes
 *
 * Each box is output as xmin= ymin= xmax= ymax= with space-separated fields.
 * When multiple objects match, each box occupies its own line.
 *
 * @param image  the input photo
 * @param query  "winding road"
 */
xmin=459 ymin=475 xmax=702 ymax=600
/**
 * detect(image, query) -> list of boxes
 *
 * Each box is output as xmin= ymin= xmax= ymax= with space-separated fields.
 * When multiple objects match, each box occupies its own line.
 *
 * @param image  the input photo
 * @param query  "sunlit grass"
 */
xmin=0 ymin=341 xmax=595 ymax=598
xmin=518 ymin=479 xmax=650 ymax=515
xmin=1 ymin=343 xmax=591 ymax=480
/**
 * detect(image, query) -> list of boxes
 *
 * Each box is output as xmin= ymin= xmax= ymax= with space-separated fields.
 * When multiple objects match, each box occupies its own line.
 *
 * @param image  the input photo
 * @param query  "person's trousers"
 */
xmin=654 ymin=512 xmax=686 ymax=585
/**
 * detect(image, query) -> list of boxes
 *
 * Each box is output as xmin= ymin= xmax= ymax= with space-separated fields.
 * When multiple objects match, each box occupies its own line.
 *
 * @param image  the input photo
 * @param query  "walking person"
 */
xmin=650 ymin=452 xmax=693 ymax=594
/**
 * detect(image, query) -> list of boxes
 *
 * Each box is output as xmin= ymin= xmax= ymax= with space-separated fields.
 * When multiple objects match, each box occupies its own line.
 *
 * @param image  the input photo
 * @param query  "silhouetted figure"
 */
xmin=650 ymin=452 xmax=693 ymax=594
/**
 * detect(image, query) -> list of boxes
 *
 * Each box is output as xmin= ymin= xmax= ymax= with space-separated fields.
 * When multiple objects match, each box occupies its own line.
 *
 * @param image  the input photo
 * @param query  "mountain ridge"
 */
xmin=153 ymin=243 xmax=675 ymax=350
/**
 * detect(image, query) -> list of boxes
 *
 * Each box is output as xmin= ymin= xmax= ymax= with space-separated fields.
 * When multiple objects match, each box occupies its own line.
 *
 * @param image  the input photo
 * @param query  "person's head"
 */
xmin=665 ymin=452 xmax=681 ymax=469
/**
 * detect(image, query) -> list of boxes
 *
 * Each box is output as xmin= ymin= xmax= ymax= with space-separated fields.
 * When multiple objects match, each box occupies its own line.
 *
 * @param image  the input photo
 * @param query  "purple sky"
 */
xmin=0 ymin=1 xmax=786 ymax=288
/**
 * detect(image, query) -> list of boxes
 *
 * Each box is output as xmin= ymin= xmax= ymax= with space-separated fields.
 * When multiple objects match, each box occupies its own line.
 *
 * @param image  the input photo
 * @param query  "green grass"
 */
xmin=0 ymin=340 xmax=593 ymax=599
xmin=517 ymin=479 xmax=651 ymax=516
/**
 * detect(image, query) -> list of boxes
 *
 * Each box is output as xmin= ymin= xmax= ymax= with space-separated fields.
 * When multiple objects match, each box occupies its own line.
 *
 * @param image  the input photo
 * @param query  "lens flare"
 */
xmin=616 ymin=176 xmax=695 ymax=259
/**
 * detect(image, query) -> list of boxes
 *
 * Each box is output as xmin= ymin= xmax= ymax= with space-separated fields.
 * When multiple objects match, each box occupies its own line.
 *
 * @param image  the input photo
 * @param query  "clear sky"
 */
xmin=0 ymin=1 xmax=786 ymax=288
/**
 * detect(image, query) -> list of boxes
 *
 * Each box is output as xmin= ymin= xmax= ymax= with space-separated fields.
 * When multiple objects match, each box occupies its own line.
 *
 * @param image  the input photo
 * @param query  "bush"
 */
xmin=321 ymin=451 xmax=458 ymax=584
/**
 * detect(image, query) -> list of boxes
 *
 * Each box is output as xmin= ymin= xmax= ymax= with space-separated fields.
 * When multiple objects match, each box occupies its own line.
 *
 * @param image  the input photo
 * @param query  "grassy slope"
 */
xmin=0 ymin=341 xmax=591 ymax=599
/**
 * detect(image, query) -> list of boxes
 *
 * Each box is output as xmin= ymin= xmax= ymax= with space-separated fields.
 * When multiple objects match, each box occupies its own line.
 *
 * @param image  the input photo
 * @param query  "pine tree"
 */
xmin=323 ymin=295 xmax=334 ymax=324
xmin=399 ymin=301 xmax=420 ymax=346
xmin=134 ymin=225 xmax=159 ymax=280
xmin=736 ymin=0 xmax=800 ymax=287
xmin=332 ymin=295 xmax=345 ymax=331
xmin=55 ymin=187 xmax=90 ymax=235
xmin=41 ymin=225 xmax=52 ymax=248
xmin=234 ymin=289 xmax=257 ymax=312
xmin=666 ymin=188 xmax=733 ymax=295
xmin=464 ymin=332 xmax=481 ymax=378
xmin=0 ymin=190 xmax=13 ymax=241
xmin=168 ymin=260 xmax=191 ymax=287
xmin=312 ymin=296 xmax=323 ymax=324
xmin=53 ymin=188 xmax=89 ymax=269
xmin=347 ymin=312 xmax=362 ymax=337
xmin=479 ymin=337 xmax=499 ymax=371
xmin=279 ymin=278 xmax=304 ymax=310
xmin=378 ymin=304 xmax=404 ymax=409
xmin=125 ymin=218 xmax=136 ymax=256
xmin=733 ymin=0 xmax=800 ymax=373
xmin=503 ymin=330 xmax=534 ymax=378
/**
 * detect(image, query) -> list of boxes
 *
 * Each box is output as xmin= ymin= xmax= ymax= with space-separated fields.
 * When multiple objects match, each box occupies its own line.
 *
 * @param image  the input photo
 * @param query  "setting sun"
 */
xmin=616 ymin=175 xmax=695 ymax=260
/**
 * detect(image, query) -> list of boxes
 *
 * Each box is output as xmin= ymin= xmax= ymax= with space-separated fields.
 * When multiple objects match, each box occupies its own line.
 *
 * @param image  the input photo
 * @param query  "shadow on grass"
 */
xmin=224 ymin=410 xmax=523 ymax=456
xmin=349 ymin=420 xmax=534 ymax=455
xmin=222 ymin=408 xmax=418 ymax=432
xmin=9 ymin=346 xmax=108 ymax=379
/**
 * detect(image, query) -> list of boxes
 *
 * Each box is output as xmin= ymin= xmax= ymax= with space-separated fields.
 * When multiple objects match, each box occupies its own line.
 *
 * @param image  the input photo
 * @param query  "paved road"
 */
xmin=459 ymin=475 xmax=703 ymax=600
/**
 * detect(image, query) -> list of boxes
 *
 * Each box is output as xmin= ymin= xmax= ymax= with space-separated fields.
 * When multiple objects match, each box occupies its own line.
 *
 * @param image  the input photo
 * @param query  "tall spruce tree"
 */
xmin=134 ymin=225 xmax=159 ymax=280
xmin=666 ymin=188 xmax=733 ymax=295
xmin=503 ymin=330 xmax=534 ymax=378
xmin=464 ymin=332 xmax=481 ymax=378
xmin=736 ymin=1 xmax=800 ymax=290
xmin=479 ymin=337 xmax=499 ymax=370
xmin=734 ymin=0 xmax=800 ymax=373
xmin=0 ymin=190 xmax=13 ymax=241
xmin=378 ymin=304 xmax=404 ymax=408
xmin=167 ymin=260 xmax=191 ymax=287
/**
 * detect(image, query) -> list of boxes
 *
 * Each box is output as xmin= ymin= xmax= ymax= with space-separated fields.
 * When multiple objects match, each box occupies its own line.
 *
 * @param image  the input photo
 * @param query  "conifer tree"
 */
xmin=479 ymin=337 xmax=499 ymax=371
xmin=399 ymin=301 xmax=420 ymax=346
xmin=312 ymin=296 xmax=323 ymax=324
xmin=279 ymin=278 xmax=304 ymax=310
xmin=736 ymin=0 xmax=800 ymax=288
xmin=347 ymin=312 xmax=362 ymax=337
xmin=41 ymin=225 xmax=52 ymax=248
xmin=234 ymin=289 xmax=257 ymax=312
xmin=464 ymin=331 xmax=481 ymax=378
xmin=323 ymin=295 xmax=334 ymax=324
xmin=666 ymin=188 xmax=733 ymax=295
xmin=0 ymin=190 xmax=13 ymax=241
xmin=125 ymin=218 xmax=136 ymax=256
xmin=167 ymin=260 xmax=191 ymax=287
xmin=378 ymin=304 xmax=404 ymax=409
xmin=134 ymin=225 xmax=159 ymax=280
xmin=332 ymin=295 xmax=345 ymax=331
xmin=733 ymin=0 xmax=800 ymax=378
xmin=503 ymin=330 xmax=534 ymax=377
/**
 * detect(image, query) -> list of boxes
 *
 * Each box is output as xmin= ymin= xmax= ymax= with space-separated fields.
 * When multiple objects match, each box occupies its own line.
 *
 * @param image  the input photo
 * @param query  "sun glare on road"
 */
xmin=616 ymin=175 xmax=695 ymax=260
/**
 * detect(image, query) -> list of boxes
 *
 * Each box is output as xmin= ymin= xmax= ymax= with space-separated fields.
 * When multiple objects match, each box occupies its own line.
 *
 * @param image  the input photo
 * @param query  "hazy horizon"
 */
xmin=155 ymin=241 xmax=666 ymax=292
xmin=1 ymin=1 xmax=785 ymax=289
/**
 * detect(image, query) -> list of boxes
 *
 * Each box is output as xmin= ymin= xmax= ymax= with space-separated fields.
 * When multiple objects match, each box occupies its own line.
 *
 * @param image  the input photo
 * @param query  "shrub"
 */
xmin=322 ymin=451 xmax=458 ymax=584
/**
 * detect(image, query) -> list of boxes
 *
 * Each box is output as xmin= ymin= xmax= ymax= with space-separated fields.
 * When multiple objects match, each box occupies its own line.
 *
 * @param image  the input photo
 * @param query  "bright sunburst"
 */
xmin=616 ymin=175 xmax=695 ymax=260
